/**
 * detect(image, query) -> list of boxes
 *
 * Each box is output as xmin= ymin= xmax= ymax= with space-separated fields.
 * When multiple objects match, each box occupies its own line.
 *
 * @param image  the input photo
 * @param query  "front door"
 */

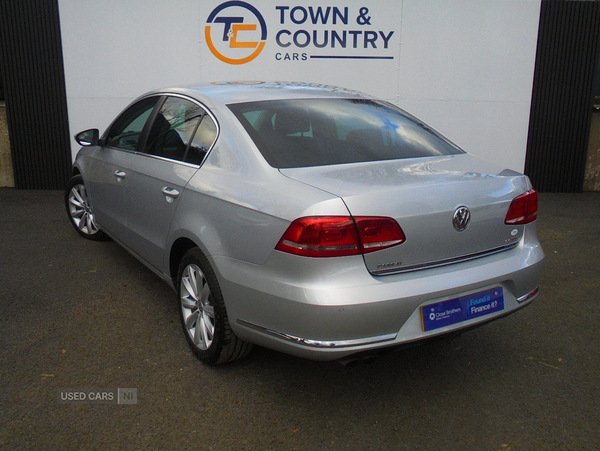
xmin=86 ymin=96 xmax=160 ymax=241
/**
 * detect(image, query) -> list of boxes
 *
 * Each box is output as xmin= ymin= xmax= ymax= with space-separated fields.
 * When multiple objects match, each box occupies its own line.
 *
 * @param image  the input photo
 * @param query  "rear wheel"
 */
xmin=177 ymin=248 xmax=252 ymax=365
xmin=65 ymin=175 xmax=108 ymax=241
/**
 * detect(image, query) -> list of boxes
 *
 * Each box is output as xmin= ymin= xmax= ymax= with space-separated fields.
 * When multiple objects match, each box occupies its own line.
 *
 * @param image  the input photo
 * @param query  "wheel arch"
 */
xmin=169 ymin=237 xmax=201 ymax=286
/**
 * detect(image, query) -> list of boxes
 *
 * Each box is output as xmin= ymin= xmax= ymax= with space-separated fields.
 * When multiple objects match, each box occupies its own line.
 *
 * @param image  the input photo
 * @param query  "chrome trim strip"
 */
xmin=133 ymin=151 xmax=202 ymax=168
xmin=517 ymin=287 xmax=539 ymax=303
xmin=371 ymin=242 xmax=519 ymax=276
xmin=236 ymin=319 xmax=397 ymax=348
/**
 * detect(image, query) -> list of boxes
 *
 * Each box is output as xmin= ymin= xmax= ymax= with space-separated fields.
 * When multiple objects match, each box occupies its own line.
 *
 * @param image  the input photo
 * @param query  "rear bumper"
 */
xmin=214 ymin=235 xmax=544 ymax=361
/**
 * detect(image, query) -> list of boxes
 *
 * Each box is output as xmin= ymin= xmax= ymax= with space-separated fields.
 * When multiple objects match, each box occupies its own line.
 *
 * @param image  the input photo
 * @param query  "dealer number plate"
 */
xmin=421 ymin=287 xmax=504 ymax=332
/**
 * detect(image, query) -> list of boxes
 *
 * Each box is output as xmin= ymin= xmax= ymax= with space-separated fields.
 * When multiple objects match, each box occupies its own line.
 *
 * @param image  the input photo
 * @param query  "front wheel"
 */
xmin=177 ymin=248 xmax=252 ymax=365
xmin=65 ymin=175 xmax=108 ymax=241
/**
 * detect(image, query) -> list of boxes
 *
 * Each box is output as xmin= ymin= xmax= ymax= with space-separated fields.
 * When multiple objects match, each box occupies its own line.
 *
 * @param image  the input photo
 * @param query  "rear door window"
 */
xmin=143 ymin=96 xmax=217 ymax=165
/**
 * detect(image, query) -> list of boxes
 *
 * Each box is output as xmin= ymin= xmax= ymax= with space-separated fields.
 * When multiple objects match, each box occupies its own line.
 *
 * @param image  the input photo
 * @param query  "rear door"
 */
xmin=125 ymin=95 xmax=218 ymax=271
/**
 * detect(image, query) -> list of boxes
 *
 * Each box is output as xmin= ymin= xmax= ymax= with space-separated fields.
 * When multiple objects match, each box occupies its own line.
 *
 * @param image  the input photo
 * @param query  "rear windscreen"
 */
xmin=228 ymin=98 xmax=463 ymax=168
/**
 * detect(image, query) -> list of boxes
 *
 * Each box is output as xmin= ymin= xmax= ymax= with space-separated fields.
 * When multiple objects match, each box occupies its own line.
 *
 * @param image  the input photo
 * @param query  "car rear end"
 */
xmin=221 ymin=157 xmax=543 ymax=360
xmin=200 ymin=88 xmax=544 ymax=360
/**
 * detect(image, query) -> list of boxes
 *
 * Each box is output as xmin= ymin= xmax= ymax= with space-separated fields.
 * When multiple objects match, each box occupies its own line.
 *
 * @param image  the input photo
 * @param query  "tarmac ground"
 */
xmin=0 ymin=188 xmax=599 ymax=450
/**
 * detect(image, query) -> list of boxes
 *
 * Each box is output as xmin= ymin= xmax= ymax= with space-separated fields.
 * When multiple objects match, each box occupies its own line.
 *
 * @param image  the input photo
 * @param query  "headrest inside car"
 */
xmin=274 ymin=108 xmax=311 ymax=135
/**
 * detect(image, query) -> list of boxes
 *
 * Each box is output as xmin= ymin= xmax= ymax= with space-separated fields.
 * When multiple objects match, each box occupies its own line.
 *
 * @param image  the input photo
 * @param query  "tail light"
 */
xmin=505 ymin=190 xmax=538 ymax=225
xmin=355 ymin=217 xmax=406 ymax=252
xmin=275 ymin=216 xmax=405 ymax=257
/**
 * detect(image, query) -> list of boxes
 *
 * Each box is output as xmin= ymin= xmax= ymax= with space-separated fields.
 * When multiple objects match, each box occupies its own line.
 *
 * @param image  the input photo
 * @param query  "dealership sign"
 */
xmin=205 ymin=1 xmax=396 ymax=64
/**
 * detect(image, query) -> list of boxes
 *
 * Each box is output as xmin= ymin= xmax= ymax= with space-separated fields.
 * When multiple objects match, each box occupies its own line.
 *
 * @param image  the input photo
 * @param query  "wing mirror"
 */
xmin=75 ymin=129 xmax=100 ymax=146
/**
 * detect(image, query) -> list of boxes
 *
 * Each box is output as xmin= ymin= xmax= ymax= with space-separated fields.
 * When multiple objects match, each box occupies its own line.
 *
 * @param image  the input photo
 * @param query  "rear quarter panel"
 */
xmin=166 ymin=124 xmax=348 ymax=268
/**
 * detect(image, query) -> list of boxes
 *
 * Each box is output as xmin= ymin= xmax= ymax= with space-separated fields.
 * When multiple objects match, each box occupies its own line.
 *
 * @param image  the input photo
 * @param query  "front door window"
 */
xmin=105 ymin=97 xmax=160 ymax=151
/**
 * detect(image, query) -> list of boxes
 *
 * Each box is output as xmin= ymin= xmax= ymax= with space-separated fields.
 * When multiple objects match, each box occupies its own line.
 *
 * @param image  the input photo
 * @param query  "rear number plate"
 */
xmin=421 ymin=287 xmax=504 ymax=332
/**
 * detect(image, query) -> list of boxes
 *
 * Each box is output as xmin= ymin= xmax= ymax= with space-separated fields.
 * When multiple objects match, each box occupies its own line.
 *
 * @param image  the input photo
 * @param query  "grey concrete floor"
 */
xmin=0 ymin=189 xmax=599 ymax=450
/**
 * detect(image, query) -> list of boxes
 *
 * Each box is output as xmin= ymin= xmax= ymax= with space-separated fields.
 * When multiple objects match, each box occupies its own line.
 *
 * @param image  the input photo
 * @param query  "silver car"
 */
xmin=65 ymin=82 xmax=544 ymax=365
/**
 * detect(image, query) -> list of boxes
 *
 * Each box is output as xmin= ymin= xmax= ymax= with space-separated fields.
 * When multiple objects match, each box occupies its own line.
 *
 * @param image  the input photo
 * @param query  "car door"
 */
xmin=125 ymin=95 xmax=218 ymax=271
xmin=85 ymin=96 xmax=160 ymax=241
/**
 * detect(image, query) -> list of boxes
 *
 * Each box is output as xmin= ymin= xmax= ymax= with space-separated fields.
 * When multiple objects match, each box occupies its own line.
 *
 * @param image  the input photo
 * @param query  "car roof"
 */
xmin=149 ymin=82 xmax=374 ymax=106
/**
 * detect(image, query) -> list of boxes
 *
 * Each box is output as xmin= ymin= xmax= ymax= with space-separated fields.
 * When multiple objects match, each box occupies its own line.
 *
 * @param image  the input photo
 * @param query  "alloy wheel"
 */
xmin=68 ymin=183 xmax=100 ymax=235
xmin=180 ymin=264 xmax=216 ymax=351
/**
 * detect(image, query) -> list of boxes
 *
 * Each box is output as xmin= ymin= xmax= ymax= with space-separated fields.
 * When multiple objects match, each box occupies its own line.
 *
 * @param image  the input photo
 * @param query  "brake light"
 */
xmin=275 ymin=216 xmax=405 ymax=257
xmin=505 ymin=190 xmax=538 ymax=225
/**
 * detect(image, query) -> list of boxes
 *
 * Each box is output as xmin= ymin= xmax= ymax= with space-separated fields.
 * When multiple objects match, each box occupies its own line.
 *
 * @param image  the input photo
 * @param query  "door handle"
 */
xmin=162 ymin=187 xmax=180 ymax=203
xmin=114 ymin=170 xmax=126 ymax=181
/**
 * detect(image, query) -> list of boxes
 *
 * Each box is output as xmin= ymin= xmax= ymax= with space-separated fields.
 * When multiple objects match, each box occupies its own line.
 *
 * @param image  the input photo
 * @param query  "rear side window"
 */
xmin=228 ymin=99 xmax=463 ymax=168
xmin=144 ymin=96 xmax=218 ymax=165
xmin=187 ymin=114 xmax=217 ymax=165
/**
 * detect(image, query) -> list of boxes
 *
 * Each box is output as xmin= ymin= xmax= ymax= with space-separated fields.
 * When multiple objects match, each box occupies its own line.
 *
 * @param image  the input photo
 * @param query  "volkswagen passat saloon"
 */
xmin=65 ymin=82 xmax=544 ymax=365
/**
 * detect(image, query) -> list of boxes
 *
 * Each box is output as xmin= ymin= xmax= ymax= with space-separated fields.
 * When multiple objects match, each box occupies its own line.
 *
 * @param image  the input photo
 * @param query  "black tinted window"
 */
xmin=144 ymin=97 xmax=199 ymax=162
xmin=106 ymin=97 xmax=159 ymax=151
xmin=228 ymin=99 xmax=463 ymax=168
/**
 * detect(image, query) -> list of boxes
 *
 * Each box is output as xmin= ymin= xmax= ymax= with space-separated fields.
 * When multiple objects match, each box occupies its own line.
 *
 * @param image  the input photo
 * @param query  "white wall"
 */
xmin=59 ymin=0 xmax=541 ymax=171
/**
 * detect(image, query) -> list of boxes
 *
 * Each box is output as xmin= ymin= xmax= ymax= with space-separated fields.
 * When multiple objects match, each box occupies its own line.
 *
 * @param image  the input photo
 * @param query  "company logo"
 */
xmin=205 ymin=1 xmax=267 ymax=65
xmin=452 ymin=206 xmax=471 ymax=232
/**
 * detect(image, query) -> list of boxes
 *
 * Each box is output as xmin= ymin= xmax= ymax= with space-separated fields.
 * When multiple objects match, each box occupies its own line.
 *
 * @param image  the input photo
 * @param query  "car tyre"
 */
xmin=65 ymin=175 xmax=108 ymax=241
xmin=177 ymin=248 xmax=253 ymax=365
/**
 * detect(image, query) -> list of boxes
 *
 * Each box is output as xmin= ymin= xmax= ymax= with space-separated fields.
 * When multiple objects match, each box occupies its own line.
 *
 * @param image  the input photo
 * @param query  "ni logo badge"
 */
xmin=205 ymin=1 xmax=267 ymax=65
